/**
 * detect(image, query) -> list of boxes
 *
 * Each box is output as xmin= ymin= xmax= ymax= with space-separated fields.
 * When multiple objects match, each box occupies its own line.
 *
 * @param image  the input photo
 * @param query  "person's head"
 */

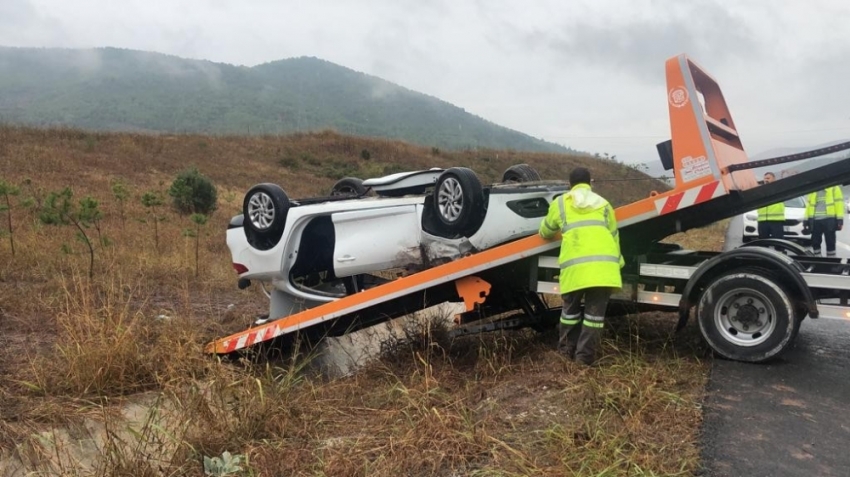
xmin=569 ymin=167 xmax=591 ymax=187
xmin=763 ymin=172 xmax=775 ymax=184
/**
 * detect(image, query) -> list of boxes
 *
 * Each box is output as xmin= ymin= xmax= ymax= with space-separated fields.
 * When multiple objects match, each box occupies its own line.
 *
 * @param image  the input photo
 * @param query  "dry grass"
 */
xmin=0 ymin=125 xmax=714 ymax=476
xmin=663 ymin=219 xmax=730 ymax=252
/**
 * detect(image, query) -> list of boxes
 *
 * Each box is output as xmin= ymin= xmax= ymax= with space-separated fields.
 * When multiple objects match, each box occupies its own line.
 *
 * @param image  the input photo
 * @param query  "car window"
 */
xmin=783 ymin=197 xmax=805 ymax=208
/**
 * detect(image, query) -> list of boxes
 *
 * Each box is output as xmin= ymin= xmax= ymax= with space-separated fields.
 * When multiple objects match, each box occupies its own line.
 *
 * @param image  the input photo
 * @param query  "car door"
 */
xmin=331 ymin=204 xmax=423 ymax=277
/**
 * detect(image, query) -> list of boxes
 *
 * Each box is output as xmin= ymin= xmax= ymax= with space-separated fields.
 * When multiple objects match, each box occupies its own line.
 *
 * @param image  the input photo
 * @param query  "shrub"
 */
xmin=278 ymin=156 xmax=300 ymax=170
xmin=321 ymin=160 xmax=360 ymax=180
xmin=382 ymin=164 xmax=407 ymax=175
xmin=168 ymin=167 xmax=218 ymax=216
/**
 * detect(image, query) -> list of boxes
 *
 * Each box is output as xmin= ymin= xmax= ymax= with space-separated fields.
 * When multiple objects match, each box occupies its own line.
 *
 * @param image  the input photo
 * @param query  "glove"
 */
xmin=838 ymin=219 xmax=844 ymax=231
xmin=802 ymin=219 xmax=812 ymax=234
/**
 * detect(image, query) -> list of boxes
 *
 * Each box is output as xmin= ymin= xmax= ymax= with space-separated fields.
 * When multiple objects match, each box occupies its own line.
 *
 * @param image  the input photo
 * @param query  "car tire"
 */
xmin=502 ymin=164 xmax=542 ymax=183
xmin=697 ymin=268 xmax=796 ymax=363
xmin=243 ymin=183 xmax=289 ymax=250
xmin=433 ymin=167 xmax=485 ymax=235
xmin=330 ymin=177 xmax=367 ymax=197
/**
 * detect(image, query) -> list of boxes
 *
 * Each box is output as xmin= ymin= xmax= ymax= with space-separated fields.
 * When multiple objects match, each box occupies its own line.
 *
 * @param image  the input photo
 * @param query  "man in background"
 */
xmin=757 ymin=172 xmax=785 ymax=240
xmin=804 ymin=185 xmax=845 ymax=257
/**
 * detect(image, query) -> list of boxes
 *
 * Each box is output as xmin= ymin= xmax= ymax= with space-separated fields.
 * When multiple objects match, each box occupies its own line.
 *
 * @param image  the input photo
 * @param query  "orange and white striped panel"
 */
xmin=225 ymin=324 xmax=282 ymax=353
xmin=654 ymin=180 xmax=725 ymax=215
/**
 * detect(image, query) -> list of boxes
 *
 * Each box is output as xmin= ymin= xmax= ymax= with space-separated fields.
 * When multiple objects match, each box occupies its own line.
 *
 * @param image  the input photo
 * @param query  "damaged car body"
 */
xmin=226 ymin=165 xmax=570 ymax=326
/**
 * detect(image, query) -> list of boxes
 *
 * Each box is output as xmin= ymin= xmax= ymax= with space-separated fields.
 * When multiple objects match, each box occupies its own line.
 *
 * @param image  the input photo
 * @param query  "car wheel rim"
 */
xmin=714 ymin=288 xmax=777 ymax=347
xmin=437 ymin=177 xmax=463 ymax=222
xmin=247 ymin=192 xmax=275 ymax=230
xmin=333 ymin=186 xmax=356 ymax=196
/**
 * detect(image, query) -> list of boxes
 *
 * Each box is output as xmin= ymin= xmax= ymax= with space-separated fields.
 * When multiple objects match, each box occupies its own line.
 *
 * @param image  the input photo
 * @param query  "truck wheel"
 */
xmin=330 ymin=177 xmax=367 ymax=197
xmin=502 ymin=164 xmax=541 ymax=183
xmin=697 ymin=269 xmax=796 ymax=363
xmin=243 ymin=183 xmax=289 ymax=250
xmin=433 ymin=167 xmax=485 ymax=235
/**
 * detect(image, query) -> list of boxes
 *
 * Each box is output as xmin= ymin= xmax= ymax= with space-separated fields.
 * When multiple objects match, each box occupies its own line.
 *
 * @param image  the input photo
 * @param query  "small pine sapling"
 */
xmin=141 ymin=191 xmax=165 ymax=251
xmin=39 ymin=187 xmax=102 ymax=279
xmin=0 ymin=179 xmax=20 ymax=256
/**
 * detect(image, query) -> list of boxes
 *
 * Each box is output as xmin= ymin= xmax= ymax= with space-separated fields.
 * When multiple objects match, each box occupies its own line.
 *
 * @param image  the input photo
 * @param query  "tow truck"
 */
xmin=206 ymin=54 xmax=850 ymax=363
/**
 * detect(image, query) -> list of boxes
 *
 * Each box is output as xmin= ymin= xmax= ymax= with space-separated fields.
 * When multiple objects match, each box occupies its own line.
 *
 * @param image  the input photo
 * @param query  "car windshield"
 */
xmin=784 ymin=197 xmax=805 ymax=208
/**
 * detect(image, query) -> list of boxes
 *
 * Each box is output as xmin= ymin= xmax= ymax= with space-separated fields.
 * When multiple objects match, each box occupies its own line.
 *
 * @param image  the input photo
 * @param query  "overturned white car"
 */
xmin=226 ymin=164 xmax=570 ymax=321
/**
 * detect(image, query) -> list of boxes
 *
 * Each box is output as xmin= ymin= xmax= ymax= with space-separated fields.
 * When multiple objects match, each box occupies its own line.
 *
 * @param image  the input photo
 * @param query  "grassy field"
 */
xmin=0 ymin=126 xmax=714 ymax=476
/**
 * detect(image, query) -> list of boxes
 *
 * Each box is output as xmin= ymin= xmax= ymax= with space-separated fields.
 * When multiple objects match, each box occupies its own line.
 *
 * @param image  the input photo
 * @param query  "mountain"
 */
xmin=0 ymin=46 xmax=574 ymax=153
xmin=747 ymin=139 xmax=850 ymax=181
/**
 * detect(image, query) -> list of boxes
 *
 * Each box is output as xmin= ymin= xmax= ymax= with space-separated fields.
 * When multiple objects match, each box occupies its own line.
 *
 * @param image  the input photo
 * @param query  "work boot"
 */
xmin=558 ymin=323 xmax=580 ymax=359
xmin=575 ymin=323 xmax=604 ymax=366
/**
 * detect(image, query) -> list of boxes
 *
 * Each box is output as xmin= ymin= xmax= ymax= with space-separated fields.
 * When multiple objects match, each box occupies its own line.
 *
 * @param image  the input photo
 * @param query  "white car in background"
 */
xmin=742 ymin=196 xmax=810 ymax=244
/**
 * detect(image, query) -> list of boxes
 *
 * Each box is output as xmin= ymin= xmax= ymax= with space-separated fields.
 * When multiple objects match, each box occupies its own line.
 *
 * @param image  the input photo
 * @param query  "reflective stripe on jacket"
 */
xmin=805 ymin=186 xmax=844 ymax=220
xmin=757 ymin=202 xmax=785 ymax=222
xmin=538 ymin=183 xmax=624 ymax=294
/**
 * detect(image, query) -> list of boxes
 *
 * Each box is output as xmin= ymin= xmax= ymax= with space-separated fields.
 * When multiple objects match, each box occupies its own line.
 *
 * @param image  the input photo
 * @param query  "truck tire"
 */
xmin=243 ymin=183 xmax=289 ymax=250
xmin=697 ymin=269 xmax=796 ymax=363
xmin=433 ymin=167 xmax=485 ymax=236
xmin=330 ymin=177 xmax=367 ymax=197
xmin=502 ymin=164 xmax=542 ymax=183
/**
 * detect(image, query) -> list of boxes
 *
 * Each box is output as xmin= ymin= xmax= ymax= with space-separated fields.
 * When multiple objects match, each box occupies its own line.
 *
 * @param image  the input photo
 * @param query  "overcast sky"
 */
xmin=2 ymin=0 xmax=850 ymax=166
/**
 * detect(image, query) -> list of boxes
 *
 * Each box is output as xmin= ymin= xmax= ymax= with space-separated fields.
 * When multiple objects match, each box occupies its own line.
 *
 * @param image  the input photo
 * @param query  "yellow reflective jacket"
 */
xmin=538 ymin=183 xmax=624 ymax=294
xmin=805 ymin=186 xmax=844 ymax=220
xmin=757 ymin=202 xmax=785 ymax=222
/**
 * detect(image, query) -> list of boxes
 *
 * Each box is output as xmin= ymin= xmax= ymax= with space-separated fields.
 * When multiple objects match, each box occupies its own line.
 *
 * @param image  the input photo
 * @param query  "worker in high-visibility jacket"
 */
xmin=757 ymin=172 xmax=785 ymax=239
xmin=539 ymin=167 xmax=624 ymax=366
xmin=803 ymin=185 xmax=844 ymax=257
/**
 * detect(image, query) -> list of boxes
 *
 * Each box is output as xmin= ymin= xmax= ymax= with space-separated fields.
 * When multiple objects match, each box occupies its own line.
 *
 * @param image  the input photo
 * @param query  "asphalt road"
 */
xmin=700 ymin=320 xmax=850 ymax=477
xmin=701 ymin=215 xmax=850 ymax=477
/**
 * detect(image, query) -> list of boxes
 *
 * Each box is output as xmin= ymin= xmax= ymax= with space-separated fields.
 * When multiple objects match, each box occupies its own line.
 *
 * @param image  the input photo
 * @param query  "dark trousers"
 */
xmin=757 ymin=221 xmax=784 ymax=239
xmin=558 ymin=287 xmax=612 ymax=365
xmin=812 ymin=217 xmax=837 ymax=257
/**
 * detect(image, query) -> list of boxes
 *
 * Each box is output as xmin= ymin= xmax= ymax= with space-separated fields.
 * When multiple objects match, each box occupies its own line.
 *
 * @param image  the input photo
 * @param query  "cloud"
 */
xmin=512 ymin=0 xmax=761 ymax=84
xmin=0 ymin=0 xmax=67 ymax=45
xmin=0 ymin=0 xmax=37 ymax=26
xmin=791 ymin=47 xmax=850 ymax=122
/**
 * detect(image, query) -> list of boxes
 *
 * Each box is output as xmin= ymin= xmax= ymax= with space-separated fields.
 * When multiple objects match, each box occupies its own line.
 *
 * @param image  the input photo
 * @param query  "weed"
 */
xmin=204 ymin=451 xmax=246 ymax=476
xmin=277 ymin=155 xmax=300 ymax=170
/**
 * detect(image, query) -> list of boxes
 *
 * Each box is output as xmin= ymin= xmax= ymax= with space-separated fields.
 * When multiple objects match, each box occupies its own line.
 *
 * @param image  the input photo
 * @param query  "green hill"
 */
xmin=0 ymin=46 xmax=574 ymax=153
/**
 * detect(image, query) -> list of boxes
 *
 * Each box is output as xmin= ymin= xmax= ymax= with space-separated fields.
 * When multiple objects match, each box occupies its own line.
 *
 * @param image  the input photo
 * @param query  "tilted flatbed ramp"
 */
xmin=207 ymin=235 xmax=559 ymax=354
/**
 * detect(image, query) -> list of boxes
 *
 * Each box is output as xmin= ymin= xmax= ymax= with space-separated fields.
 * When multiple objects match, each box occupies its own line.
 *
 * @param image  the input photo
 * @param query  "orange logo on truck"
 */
xmin=668 ymin=87 xmax=689 ymax=108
